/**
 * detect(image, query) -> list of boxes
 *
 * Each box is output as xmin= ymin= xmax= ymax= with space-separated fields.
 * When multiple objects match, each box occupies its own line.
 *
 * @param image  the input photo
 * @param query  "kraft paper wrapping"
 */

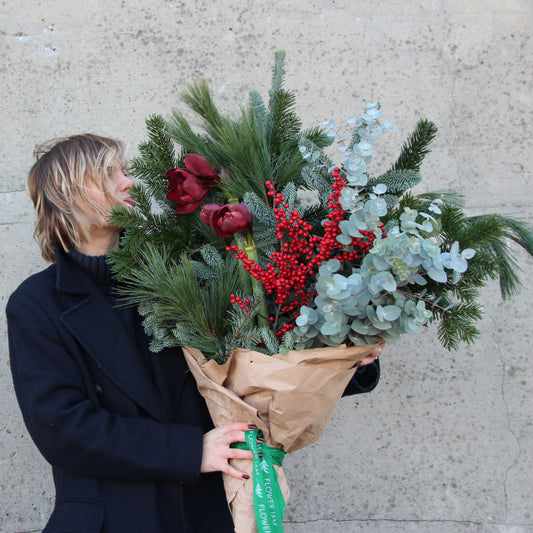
xmin=183 ymin=343 xmax=379 ymax=533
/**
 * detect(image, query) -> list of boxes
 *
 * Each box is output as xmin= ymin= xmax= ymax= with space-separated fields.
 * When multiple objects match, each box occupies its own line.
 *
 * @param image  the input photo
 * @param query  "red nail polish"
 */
xmin=248 ymin=424 xmax=257 ymax=430
xmin=242 ymin=473 xmax=250 ymax=480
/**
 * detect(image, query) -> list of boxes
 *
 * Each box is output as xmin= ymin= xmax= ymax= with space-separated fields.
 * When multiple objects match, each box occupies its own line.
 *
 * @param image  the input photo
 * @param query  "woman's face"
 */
xmin=76 ymin=162 xmax=134 ymax=231
xmin=91 ymin=163 xmax=134 ymax=211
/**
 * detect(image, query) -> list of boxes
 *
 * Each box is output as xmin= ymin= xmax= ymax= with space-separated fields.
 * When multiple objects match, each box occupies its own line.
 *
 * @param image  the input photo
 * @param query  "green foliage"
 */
xmin=109 ymin=199 xmax=198 ymax=281
xmin=242 ymin=191 xmax=279 ymax=255
xmin=438 ymin=302 xmax=483 ymax=349
xmin=249 ymin=90 xmax=268 ymax=126
xmin=367 ymin=169 xmax=422 ymax=210
xmin=109 ymin=52 xmax=533 ymax=361
xmin=368 ymin=169 xmax=422 ymax=195
xmin=448 ymin=212 xmax=533 ymax=298
xmin=391 ymin=119 xmax=438 ymax=172
xmin=131 ymin=115 xmax=180 ymax=194
xmin=267 ymin=50 xmax=302 ymax=154
xmin=165 ymin=51 xmax=330 ymax=204
xmin=395 ymin=205 xmax=533 ymax=347
xmin=292 ymin=109 xmax=532 ymax=351
xmin=108 ymin=114 xmax=200 ymax=280
xmin=116 ymin=245 xmax=252 ymax=362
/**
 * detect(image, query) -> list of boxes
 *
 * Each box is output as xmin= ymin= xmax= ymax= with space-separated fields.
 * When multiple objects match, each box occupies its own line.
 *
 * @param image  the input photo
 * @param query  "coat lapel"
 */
xmin=55 ymin=246 xmax=170 ymax=422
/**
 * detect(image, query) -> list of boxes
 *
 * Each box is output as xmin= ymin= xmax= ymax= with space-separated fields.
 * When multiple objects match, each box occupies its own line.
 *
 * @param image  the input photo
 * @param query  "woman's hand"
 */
xmin=201 ymin=422 xmax=255 ymax=480
xmin=357 ymin=341 xmax=386 ymax=367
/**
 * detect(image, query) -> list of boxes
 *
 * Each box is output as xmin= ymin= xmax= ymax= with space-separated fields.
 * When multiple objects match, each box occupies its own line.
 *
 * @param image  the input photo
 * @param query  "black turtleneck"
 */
xmin=67 ymin=247 xmax=114 ymax=288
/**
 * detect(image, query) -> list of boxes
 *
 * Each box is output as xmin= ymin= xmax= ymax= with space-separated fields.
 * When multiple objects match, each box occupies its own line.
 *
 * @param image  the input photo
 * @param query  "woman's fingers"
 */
xmin=219 ymin=422 xmax=256 ymax=439
xmin=358 ymin=341 xmax=386 ymax=367
xmin=222 ymin=462 xmax=252 ymax=480
xmin=200 ymin=422 xmax=257 ymax=479
xmin=228 ymin=447 xmax=254 ymax=461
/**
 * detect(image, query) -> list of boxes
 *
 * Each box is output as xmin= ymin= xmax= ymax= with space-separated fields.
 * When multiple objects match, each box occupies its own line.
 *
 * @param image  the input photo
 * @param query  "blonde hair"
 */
xmin=27 ymin=134 xmax=126 ymax=262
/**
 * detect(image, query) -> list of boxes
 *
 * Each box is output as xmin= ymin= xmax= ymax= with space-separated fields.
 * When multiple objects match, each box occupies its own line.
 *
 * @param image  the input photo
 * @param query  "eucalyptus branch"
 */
xmin=394 ymin=289 xmax=452 ymax=314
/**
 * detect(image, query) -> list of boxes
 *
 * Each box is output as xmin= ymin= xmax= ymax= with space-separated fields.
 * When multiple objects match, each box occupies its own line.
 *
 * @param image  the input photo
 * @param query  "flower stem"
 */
xmin=226 ymin=195 xmax=270 ymax=329
xmin=243 ymin=233 xmax=270 ymax=328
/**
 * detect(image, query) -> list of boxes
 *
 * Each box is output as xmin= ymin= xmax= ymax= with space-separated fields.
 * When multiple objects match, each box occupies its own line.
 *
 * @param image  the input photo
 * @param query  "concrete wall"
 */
xmin=1 ymin=1 xmax=531 ymax=531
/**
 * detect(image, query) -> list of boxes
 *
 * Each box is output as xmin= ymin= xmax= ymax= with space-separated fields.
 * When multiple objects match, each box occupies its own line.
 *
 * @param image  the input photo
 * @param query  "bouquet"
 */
xmin=110 ymin=51 xmax=533 ymax=532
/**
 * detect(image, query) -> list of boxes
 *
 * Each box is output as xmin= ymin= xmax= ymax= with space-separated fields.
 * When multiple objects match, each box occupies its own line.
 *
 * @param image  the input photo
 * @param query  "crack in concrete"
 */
xmin=285 ymin=516 xmax=533 ymax=528
xmin=440 ymin=3 xmax=464 ymax=199
xmin=0 ymin=189 xmax=27 ymax=194
xmin=489 ymin=313 xmax=522 ymax=524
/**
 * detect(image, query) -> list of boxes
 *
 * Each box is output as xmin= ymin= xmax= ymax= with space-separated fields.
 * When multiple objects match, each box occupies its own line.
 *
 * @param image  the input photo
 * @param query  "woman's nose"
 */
xmin=120 ymin=173 xmax=134 ymax=191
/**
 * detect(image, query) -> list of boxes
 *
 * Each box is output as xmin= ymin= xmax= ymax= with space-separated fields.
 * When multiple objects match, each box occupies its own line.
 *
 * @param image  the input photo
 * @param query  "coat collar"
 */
xmin=54 ymin=245 xmax=171 ymax=422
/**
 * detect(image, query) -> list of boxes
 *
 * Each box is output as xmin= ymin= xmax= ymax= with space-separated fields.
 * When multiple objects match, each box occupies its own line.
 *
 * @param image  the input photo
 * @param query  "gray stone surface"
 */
xmin=1 ymin=1 xmax=531 ymax=532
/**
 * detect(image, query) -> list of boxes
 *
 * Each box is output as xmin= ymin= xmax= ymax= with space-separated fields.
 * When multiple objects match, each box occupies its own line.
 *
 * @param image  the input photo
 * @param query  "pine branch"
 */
xmin=241 ymin=192 xmax=278 ymax=254
xmin=299 ymin=126 xmax=332 ymax=149
xmin=199 ymin=243 xmax=224 ymax=268
xmin=115 ymin=246 xmax=249 ymax=360
xmin=168 ymin=83 xmax=272 ymax=201
xmin=143 ymin=114 xmax=178 ymax=169
xmin=165 ymin=109 xmax=211 ymax=158
xmin=181 ymin=79 xmax=225 ymax=130
xmin=223 ymin=300 xmax=265 ymax=362
xmin=368 ymin=169 xmax=422 ymax=194
xmin=267 ymin=50 xmax=303 ymax=164
xmin=270 ymin=50 xmax=286 ymax=96
xmin=268 ymin=90 xmax=302 ymax=155
xmin=462 ymin=214 xmax=533 ymax=298
xmin=437 ymin=302 xmax=483 ymax=349
xmin=391 ymin=119 xmax=438 ymax=171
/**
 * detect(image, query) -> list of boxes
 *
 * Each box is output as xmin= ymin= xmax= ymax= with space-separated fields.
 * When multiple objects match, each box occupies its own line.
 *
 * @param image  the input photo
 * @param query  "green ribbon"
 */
xmin=231 ymin=429 xmax=286 ymax=533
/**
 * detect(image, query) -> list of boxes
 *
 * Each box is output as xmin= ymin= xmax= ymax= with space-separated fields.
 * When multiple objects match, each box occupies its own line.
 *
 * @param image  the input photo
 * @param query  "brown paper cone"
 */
xmin=183 ymin=343 xmax=379 ymax=533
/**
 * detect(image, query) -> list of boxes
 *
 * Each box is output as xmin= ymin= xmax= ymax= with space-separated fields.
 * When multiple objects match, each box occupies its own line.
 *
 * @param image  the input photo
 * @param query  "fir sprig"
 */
xmin=437 ymin=302 xmax=483 ymax=349
xmin=391 ymin=119 xmax=438 ymax=172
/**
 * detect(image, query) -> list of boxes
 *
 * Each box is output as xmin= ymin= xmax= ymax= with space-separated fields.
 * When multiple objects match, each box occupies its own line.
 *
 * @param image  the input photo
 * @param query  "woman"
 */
xmin=7 ymin=134 xmax=382 ymax=532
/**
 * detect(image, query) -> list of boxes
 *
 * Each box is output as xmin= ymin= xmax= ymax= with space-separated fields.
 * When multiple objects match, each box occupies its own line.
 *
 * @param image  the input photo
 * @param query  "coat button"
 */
xmin=95 ymin=384 xmax=103 ymax=396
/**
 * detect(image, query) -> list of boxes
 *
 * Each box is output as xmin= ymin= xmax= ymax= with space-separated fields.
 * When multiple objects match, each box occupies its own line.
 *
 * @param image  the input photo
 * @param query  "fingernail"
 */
xmin=242 ymin=474 xmax=250 ymax=480
xmin=248 ymin=424 xmax=257 ymax=430
xmin=257 ymin=436 xmax=265 ymax=442
xmin=258 ymin=452 xmax=263 ymax=459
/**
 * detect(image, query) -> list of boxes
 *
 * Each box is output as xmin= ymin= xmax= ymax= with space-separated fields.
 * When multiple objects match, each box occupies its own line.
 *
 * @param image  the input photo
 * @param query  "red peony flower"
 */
xmin=165 ymin=168 xmax=212 ymax=215
xmin=184 ymin=153 xmax=219 ymax=180
xmin=201 ymin=203 xmax=253 ymax=238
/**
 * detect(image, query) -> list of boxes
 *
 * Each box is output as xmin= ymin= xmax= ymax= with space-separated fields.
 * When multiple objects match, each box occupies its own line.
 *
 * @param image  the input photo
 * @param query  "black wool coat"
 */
xmin=7 ymin=247 xmax=234 ymax=533
xmin=7 ymin=246 xmax=380 ymax=533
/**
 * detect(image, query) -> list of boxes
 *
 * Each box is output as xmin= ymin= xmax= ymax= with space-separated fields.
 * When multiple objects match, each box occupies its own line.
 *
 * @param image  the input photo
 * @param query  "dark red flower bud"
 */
xmin=165 ymin=168 xmax=211 ymax=214
xmin=200 ymin=203 xmax=224 ymax=227
xmin=184 ymin=153 xmax=219 ymax=180
xmin=201 ymin=203 xmax=253 ymax=238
